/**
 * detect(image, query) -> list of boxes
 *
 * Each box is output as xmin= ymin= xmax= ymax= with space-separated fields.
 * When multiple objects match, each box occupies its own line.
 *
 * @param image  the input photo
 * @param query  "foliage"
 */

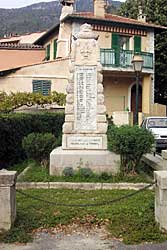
xmin=77 ymin=167 xmax=94 ymax=178
xmin=0 ymin=188 xmax=166 ymax=244
xmin=119 ymin=0 xmax=167 ymax=26
xmin=62 ymin=167 xmax=75 ymax=177
xmin=0 ymin=112 xmax=64 ymax=168
xmin=22 ymin=133 xmax=56 ymax=163
xmin=155 ymin=30 xmax=167 ymax=104
xmin=0 ymin=91 xmax=66 ymax=113
xmin=119 ymin=0 xmax=167 ymax=105
xmin=17 ymin=161 xmax=153 ymax=183
xmin=107 ymin=125 xmax=155 ymax=175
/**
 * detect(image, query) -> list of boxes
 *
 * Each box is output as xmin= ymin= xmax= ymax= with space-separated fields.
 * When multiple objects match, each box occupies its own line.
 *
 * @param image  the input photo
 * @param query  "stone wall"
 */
xmin=154 ymin=171 xmax=167 ymax=231
xmin=0 ymin=170 xmax=17 ymax=232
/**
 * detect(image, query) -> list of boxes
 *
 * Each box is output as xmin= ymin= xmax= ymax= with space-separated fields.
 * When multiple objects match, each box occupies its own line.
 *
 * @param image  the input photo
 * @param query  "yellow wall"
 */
xmin=142 ymin=75 xmax=151 ymax=114
xmin=94 ymin=30 xmax=111 ymax=48
xmin=103 ymin=76 xmax=132 ymax=116
xmin=150 ymin=103 xmax=166 ymax=116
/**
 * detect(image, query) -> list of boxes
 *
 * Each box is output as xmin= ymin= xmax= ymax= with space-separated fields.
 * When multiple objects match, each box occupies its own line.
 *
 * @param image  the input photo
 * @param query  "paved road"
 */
xmin=0 ymin=230 xmax=167 ymax=250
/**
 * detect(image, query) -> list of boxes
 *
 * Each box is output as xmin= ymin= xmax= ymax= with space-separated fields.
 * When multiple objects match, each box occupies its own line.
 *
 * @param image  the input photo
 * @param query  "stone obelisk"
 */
xmin=50 ymin=24 xmax=118 ymax=175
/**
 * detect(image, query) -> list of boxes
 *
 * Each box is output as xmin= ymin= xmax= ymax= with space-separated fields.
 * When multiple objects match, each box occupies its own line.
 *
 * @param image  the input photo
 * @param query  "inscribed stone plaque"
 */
xmin=67 ymin=136 xmax=102 ymax=149
xmin=74 ymin=66 xmax=97 ymax=132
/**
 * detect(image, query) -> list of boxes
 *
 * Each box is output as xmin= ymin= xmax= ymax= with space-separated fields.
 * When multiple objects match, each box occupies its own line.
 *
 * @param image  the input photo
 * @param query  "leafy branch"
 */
xmin=0 ymin=91 xmax=66 ymax=113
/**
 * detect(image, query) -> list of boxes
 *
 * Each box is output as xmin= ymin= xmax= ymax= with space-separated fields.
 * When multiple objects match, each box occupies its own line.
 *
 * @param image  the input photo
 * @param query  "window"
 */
xmin=112 ymin=33 xmax=130 ymax=65
xmin=46 ymin=44 xmax=50 ymax=60
xmin=32 ymin=80 xmax=51 ymax=96
xmin=112 ymin=33 xmax=120 ymax=66
xmin=53 ymin=39 xmax=57 ymax=59
xmin=120 ymin=36 xmax=130 ymax=50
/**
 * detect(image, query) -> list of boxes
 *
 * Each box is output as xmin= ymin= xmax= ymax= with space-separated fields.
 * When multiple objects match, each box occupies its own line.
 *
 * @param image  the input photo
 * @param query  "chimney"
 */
xmin=137 ymin=5 xmax=146 ymax=22
xmin=60 ymin=0 xmax=75 ymax=21
xmin=93 ymin=0 xmax=106 ymax=17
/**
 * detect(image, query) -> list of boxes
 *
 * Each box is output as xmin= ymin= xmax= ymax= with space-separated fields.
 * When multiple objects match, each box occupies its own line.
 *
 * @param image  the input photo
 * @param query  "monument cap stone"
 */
xmin=0 ymin=169 xmax=17 ymax=187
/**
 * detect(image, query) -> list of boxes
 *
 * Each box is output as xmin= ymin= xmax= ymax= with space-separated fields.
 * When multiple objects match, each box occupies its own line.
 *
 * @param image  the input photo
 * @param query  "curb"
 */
xmin=16 ymin=182 xmax=154 ymax=190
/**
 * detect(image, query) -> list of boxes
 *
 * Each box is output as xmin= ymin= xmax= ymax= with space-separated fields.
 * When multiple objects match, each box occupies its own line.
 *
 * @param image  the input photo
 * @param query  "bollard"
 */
xmin=162 ymin=150 xmax=167 ymax=170
xmin=0 ymin=169 xmax=17 ymax=231
xmin=154 ymin=171 xmax=167 ymax=231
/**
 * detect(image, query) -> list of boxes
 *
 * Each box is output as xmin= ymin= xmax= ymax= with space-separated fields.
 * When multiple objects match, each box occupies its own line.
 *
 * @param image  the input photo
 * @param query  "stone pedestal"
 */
xmin=50 ymin=147 xmax=119 ymax=175
xmin=50 ymin=23 xmax=119 ymax=175
xmin=0 ymin=170 xmax=17 ymax=231
xmin=154 ymin=171 xmax=167 ymax=231
xmin=113 ymin=111 xmax=132 ymax=126
xmin=162 ymin=150 xmax=167 ymax=170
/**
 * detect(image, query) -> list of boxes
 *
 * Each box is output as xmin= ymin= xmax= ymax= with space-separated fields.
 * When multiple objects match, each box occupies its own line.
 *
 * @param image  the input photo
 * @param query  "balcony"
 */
xmin=100 ymin=49 xmax=153 ymax=70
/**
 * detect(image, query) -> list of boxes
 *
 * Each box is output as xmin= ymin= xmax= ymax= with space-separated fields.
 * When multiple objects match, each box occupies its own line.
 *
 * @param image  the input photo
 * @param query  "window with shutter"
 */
xmin=134 ymin=36 xmax=141 ymax=53
xmin=32 ymin=80 xmax=51 ymax=96
xmin=112 ymin=33 xmax=120 ymax=66
xmin=46 ymin=44 xmax=50 ymax=60
xmin=53 ymin=39 xmax=57 ymax=59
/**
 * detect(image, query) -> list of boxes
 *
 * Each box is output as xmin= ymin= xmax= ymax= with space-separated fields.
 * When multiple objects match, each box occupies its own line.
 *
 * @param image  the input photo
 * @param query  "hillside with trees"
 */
xmin=0 ymin=0 xmax=121 ymax=38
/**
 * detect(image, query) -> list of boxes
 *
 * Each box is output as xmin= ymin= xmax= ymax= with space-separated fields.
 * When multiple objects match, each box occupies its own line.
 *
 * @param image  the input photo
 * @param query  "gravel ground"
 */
xmin=0 ymin=229 xmax=167 ymax=250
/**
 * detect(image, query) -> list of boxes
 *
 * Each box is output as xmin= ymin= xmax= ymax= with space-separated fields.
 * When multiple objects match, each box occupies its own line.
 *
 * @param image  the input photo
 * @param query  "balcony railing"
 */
xmin=100 ymin=49 xmax=153 ymax=69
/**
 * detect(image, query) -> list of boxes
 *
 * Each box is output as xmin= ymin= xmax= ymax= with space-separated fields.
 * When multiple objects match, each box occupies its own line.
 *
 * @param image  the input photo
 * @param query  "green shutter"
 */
xmin=53 ymin=40 xmax=57 ymax=59
xmin=46 ymin=44 xmax=50 ymax=60
xmin=42 ymin=80 xmax=51 ymax=96
xmin=32 ymin=80 xmax=51 ymax=96
xmin=125 ymin=37 xmax=130 ymax=50
xmin=33 ymin=80 xmax=42 ymax=94
xmin=112 ymin=33 xmax=120 ymax=66
xmin=134 ymin=36 xmax=141 ymax=53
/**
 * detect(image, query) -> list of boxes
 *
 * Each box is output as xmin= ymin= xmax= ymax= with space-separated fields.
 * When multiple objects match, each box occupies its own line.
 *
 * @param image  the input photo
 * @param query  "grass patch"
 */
xmin=8 ymin=160 xmax=31 ymax=174
xmin=17 ymin=161 xmax=153 ymax=183
xmin=0 ymin=189 xmax=166 ymax=244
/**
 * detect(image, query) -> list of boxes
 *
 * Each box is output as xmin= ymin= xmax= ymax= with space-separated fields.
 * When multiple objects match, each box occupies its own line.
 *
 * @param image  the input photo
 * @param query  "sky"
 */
xmin=0 ymin=0 xmax=125 ymax=9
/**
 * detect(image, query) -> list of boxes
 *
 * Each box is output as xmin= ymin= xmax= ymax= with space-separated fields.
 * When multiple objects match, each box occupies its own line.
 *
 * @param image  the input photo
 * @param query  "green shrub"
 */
xmin=78 ymin=167 xmax=94 ymax=178
xmin=0 ymin=112 xmax=64 ymax=168
xmin=99 ymin=172 xmax=112 ymax=181
xmin=62 ymin=167 xmax=75 ymax=177
xmin=22 ymin=133 xmax=56 ymax=163
xmin=107 ymin=125 xmax=154 ymax=175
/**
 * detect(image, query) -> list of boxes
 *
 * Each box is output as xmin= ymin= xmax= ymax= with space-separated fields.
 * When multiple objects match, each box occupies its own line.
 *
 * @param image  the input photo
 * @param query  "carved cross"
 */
xmin=80 ymin=44 xmax=92 ymax=59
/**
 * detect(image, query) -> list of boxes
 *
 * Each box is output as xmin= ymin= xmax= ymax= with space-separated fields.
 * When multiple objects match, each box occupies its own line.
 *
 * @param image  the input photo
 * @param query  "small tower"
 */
xmin=57 ymin=0 xmax=75 ymax=58
xmin=93 ymin=0 xmax=107 ymax=17
xmin=137 ymin=5 xmax=146 ymax=22
xmin=60 ymin=0 xmax=75 ymax=21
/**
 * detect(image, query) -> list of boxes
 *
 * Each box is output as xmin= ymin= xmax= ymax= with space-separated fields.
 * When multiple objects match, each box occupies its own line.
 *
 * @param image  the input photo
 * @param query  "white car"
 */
xmin=141 ymin=117 xmax=167 ymax=150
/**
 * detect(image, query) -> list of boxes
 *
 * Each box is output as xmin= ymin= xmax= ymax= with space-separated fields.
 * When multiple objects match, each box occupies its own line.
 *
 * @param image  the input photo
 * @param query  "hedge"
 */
xmin=0 ymin=112 xmax=65 ymax=168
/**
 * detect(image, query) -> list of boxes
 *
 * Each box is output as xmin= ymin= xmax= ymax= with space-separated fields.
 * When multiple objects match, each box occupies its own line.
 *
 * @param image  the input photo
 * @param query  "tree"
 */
xmin=155 ymin=31 xmax=167 ymax=104
xmin=119 ymin=0 xmax=167 ymax=26
xmin=119 ymin=0 xmax=167 ymax=105
xmin=0 ymin=91 xmax=66 ymax=113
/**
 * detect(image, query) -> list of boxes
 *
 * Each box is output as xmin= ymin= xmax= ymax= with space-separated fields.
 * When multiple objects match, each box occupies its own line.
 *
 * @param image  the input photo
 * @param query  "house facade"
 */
xmin=0 ymin=0 xmax=166 ymax=123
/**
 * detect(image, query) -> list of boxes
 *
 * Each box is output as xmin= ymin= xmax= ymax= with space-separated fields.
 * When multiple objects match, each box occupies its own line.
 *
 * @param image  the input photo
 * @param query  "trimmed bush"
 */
xmin=22 ymin=133 xmax=56 ymax=163
xmin=0 ymin=112 xmax=64 ymax=168
xmin=107 ymin=125 xmax=155 ymax=175
xmin=62 ymin=167 xmax=75 ymax=177
xmin=99 ymin=172 xmax=112 ymax=181
xmin=78 ymin=167 xmax=94 ymax=178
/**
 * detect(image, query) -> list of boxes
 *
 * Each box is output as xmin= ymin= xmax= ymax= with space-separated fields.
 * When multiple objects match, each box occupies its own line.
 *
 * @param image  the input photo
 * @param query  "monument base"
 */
xmin=50 ymin=147 xmax=120 ymax=175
